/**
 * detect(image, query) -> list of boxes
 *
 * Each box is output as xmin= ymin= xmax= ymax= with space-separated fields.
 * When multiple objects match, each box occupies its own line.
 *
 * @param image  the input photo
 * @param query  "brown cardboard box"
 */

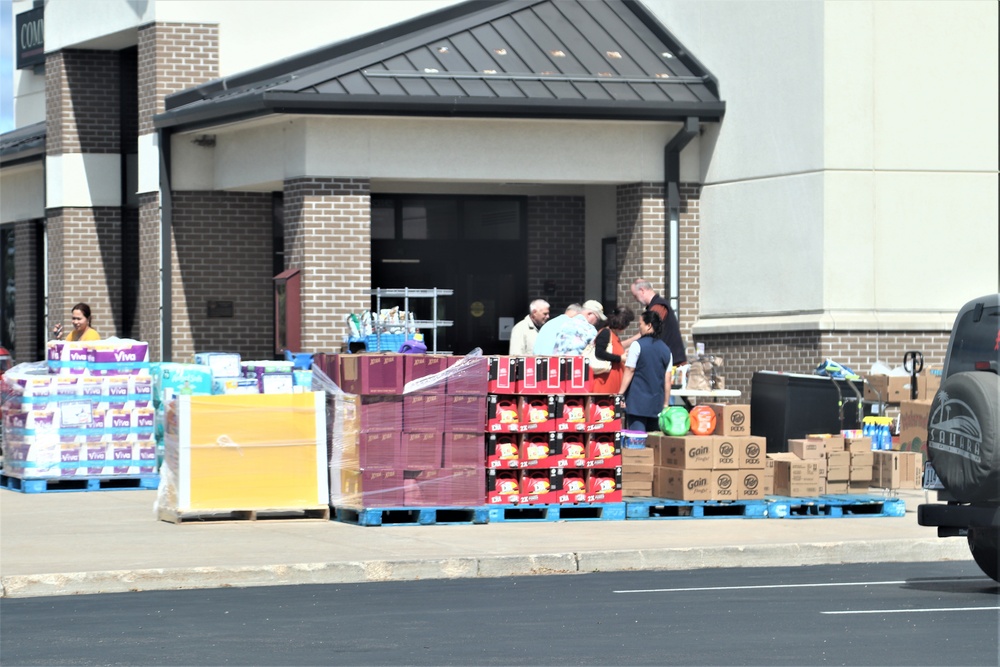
xmin=763 ymin=458 xmax=775 ymax=495
xmin=849 ymin=463 xmax=874 ymax=483
xmin=713 ymin=437 xmax=741 ymax=470
xmin=773 ymin=456 xmax=821 ymax=496
xmin=923 ymin=364 xmax=943 ymax=400
xmin=806 ymin=434 xmax=845 ymax=452
xmin=622 ymin=469 xmax=654 ymax=482
xmin=653 ymin=466 xmax=712 ymax=501
xmin=826 ymin=465 xmax=850 ymax=482
xmin=622 ymin=481 xmax=653 ymax=497
xmin=827 ymin=450 xmax=850 ymax=467
xmin=851 ymin=450 xmax=874 ymax=468
xmin=735 ymin=435 xmax=766 ymax=469
xmin=655 ymin=436 xmax=714 ymax=469
xmin=622 ymin=448 xmax=654 ymax=465
xmin=789 ymin=438 xmax=824 ymax=459
xmin=897 ymin=400 xmax=932 ymax=455
xmin=848 ymin=481 xmax=872 ymax=494
xmin=739 ymin=470 xmax=766 ymax=501
xmin=816 ymin=456 xmax=827 ymax=478
xmin=864 ymin=375 xmax=915 ymax=404
xmin=875 ymin=451 xmax=925 ymax=489
xmin=708 ymin=403 xmax=752 ymax=436
xmin=711 ymin=470 xmax=739 ymax=501
xmin=826 ymin=481 xmax=849 ymax=494
xmin=844 ymin=436 xmax=872 ymax=453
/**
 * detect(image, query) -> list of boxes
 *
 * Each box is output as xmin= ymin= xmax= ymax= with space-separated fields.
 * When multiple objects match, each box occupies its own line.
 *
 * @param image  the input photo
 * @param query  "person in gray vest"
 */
xmin=618 ymin=310 xmax=673 ymax=432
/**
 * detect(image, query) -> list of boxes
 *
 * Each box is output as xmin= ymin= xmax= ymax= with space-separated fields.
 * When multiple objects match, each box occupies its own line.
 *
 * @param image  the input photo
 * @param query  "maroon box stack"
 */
xmin=327 ymin=353 xmax=488 ymax=509
xmin=485 ymin=355 xmax=623 ymax=506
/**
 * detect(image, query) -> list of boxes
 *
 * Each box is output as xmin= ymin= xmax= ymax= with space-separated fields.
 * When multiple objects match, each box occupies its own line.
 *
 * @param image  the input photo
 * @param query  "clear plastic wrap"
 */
xmin=154 ymin=392 xmax=329 ymax=518
xmin=318 ymin=351 xmax=488 ymax=509
xmin=2 ymin=360 xmax=156 ymax=481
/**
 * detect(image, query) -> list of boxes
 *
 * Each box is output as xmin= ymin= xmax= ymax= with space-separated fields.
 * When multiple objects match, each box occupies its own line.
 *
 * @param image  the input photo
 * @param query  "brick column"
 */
xmin=283 ymin=178 xmax=371 ymax=353
xmin=526 ymin=196 xmax=585 ymax=311
xmin=616 ymin=182 xmax=665 ymax=309
xmin=137 ymin=23 xmax=219 ymax=360
xmin=45 ymin=50 xmax=123 ymax=336
xmin=677 ymin=183 xmax=701 ymax=355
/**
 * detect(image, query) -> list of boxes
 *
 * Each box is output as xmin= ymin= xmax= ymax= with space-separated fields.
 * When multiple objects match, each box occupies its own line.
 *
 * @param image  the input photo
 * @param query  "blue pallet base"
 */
xmin=1 ymin=473 xmax=159 ymax=494
xmin=333 ymin=505 xmax=490 ymax=527
xmin=766 ymin=494 xmax=906 ymax=519
xmin=625 ymin=497 xmax=768 ymax=520
xmin=487 ymin=502 xmax=626 ymax=523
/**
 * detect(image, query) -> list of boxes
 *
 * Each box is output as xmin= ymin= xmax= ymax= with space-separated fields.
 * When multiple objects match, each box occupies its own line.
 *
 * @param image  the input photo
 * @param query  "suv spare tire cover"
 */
xmin=927 ymin=371 xmax=1000 ymax=503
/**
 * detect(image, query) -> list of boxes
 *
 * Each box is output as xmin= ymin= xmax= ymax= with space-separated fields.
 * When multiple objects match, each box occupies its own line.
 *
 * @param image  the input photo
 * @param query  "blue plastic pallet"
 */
xmin=766 ymin=494 xmax=906 ymax=519
xmin=1 ymin=473 xmax=159 ymax=494
xmin=625 ymin=497 xmax=768 ymax=520
xmin=333 ymin=505 xmax=490 ymax=527
xmin=487 ymin=502 xmax=626 ymax=523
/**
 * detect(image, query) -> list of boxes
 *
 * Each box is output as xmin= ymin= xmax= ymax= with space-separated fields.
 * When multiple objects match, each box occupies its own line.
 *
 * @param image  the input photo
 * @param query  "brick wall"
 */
xmin=46 ymin=50 xmax=121 ymax=155
xmin=169 ymin=191 xmax=273 ymax=363
xmin=696 ymin=330 xmax=950 ymax=399
xmin=138 ymin=23 xmax=219 ymax=135
xmin=13 ymin=220 xmax=40 ymax=363
xmin=526 ymin=196 xmax=586 ymax=311
xmin=616 ymin=183 xmax=665 ymax=312
xmin=283 ymin=178 xmax=371 ymax=353
xmin=45 ymin=208 xmax=123 ymax=338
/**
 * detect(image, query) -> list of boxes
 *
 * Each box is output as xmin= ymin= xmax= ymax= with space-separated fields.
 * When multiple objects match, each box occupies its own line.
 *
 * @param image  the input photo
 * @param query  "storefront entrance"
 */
xmin=371 ymin=195 xmax=527 ymax=355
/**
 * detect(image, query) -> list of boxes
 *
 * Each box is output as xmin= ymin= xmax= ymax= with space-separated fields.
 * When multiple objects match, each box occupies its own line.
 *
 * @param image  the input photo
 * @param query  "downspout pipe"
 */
xmin=663 ymin=116 xmax=699 ymax=320
xmin=158 ymin=127 xmax=173 ymax=362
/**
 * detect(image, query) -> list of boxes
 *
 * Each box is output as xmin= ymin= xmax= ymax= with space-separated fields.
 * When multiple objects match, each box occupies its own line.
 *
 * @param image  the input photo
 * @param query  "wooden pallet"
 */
xmin=766 ymin=494 xmax=906 ymax=519
xmin=332 ymin=505 xmax=490 ymax=527
xmin=1 ymin=473 xmax=159 ymax=494
xmin=624 ymin=497 xmax=768 ymax=520
xmin=487 ymin=502 xmax=626 ymax=523
xmin=158 ymin=506 xmax=330 ymax=524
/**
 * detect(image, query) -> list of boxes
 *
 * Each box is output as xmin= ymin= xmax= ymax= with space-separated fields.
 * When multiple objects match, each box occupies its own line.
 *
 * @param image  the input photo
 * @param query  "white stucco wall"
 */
xmin=649 ymin=0 xmax=998 ymax=326
xmin=0 ymin=163 xmax=45 ymax=223
xmin=171 ymin=116 xmax=683 ymax=191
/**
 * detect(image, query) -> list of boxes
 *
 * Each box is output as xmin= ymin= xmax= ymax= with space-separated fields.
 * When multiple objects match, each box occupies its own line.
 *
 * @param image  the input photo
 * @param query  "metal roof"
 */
xmin=157 ymin=0 xmax=724 ymax=130
xmin=0 ymin=121 xmax=46 ymax=165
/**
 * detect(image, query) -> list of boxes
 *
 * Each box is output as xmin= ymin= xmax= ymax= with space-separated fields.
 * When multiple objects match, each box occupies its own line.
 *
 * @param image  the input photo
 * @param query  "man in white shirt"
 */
xmin=508 ymin=299 xmax=550 ymax=355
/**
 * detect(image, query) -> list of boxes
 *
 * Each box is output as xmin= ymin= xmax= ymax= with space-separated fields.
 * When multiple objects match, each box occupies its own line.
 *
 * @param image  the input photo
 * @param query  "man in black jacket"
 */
xmin=625 ymin=278 xmax=688 ymax=366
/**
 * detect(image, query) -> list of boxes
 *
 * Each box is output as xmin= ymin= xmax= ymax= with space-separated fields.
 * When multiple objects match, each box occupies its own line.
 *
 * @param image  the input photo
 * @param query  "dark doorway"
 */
xmin=371 ymin=195 xmax=526 ymax=355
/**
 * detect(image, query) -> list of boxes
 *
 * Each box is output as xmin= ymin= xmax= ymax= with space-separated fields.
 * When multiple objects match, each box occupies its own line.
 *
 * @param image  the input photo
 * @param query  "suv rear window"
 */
xmin=946 ymin=300 xmax=1000 ymax=377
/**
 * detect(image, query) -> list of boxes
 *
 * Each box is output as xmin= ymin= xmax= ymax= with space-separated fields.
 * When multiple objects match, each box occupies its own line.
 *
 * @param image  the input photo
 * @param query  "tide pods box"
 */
xmin=194 ymin=352 xmax=242 ymax=379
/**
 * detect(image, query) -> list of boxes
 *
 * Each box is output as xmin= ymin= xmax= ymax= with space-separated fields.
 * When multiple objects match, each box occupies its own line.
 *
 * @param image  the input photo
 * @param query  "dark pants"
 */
xmin=625 ymin=414 xmax=659 ymax=433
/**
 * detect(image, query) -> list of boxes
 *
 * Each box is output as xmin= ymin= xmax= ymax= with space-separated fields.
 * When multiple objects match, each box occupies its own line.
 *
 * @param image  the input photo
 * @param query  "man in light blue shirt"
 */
xmin=533 ymin=303 xmax=582 ymax=355
xmin=552 ymin=300 xmax=604 ymax=355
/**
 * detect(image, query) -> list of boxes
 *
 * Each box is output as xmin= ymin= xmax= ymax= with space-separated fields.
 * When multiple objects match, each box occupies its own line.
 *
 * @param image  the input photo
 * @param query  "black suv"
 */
xmin=917 ymin=294 xmax=1000 ymax=581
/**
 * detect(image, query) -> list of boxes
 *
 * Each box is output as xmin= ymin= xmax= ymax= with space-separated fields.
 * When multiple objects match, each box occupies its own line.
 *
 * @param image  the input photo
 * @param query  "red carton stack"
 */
xmin=483 ymin=355 xmax=622 ymax=506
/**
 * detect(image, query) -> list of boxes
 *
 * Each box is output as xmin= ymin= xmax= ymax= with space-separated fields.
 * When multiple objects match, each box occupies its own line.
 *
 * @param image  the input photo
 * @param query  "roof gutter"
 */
xmin=664 ymin=116 xmax=699 ymax=324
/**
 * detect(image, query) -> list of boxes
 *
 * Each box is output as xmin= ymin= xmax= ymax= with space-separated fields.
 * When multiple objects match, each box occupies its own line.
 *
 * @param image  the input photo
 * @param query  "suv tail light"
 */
xmin=974 ymin=360 xmax=998 ymax=372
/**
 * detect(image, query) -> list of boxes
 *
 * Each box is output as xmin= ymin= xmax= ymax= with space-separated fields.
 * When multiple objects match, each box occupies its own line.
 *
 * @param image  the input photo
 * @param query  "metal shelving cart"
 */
xmin=370 ymin=288 xmax=453 ymax=354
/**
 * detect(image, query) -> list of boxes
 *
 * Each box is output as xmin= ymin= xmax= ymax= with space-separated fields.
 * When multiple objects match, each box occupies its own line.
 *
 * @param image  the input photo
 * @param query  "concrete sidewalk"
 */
xmin=0 ymin=488 xmax=970 ymax=598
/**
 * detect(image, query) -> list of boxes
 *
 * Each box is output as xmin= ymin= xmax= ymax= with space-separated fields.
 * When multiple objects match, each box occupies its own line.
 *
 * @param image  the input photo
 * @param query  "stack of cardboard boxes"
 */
xmin=645 ymin=404 xmax=766 ymax=502
xmin=865 ymin=365 xmax=942 ymax=455
xmin=765 ymin=434 xmax=923 ymax=497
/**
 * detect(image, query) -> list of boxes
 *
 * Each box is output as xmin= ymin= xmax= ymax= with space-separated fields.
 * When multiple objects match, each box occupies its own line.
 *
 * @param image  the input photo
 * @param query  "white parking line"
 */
xmin=613 ymin=578 xmax=978 ymax=594
xmin=823 ymin=607 xmax=1000 ymax=615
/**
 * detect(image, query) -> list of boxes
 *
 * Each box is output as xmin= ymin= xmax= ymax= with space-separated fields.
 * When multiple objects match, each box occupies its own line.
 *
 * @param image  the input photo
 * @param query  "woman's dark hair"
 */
xmin=607 ymin=306 xmax=634 ymax=331
xmin=641 ymin=309 xmax=663 ymax=338
xmin=72 ymin=302 xmax=92 ymax=324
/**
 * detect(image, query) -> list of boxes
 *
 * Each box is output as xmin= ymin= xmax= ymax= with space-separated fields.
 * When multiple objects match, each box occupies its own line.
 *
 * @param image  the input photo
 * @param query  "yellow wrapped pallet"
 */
xmin=157 ymin=392 xmax=328 ymax=520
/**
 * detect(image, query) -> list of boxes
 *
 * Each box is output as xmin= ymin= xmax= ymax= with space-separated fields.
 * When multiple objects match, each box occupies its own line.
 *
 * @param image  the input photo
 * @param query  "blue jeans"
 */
xmin=625 ymin=414 xmax=659 ymax=433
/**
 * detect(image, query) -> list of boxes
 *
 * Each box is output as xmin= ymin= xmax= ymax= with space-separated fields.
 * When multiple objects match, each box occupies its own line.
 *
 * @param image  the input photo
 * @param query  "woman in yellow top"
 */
xmin=53 ymin=303 xmax=101 ymax=341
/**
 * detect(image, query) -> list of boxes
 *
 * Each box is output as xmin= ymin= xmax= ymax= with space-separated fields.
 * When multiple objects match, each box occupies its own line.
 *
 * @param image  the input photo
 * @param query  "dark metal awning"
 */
xmin=0 ymin=121 xmax=46 ymax=166
xmin=156 ymin=0 xmax=724 ymax=130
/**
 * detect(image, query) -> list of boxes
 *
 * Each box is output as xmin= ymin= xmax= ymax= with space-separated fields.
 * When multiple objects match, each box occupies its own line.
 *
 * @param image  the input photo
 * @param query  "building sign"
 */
xmin=16 ymin=7 xmax=45 ymax=70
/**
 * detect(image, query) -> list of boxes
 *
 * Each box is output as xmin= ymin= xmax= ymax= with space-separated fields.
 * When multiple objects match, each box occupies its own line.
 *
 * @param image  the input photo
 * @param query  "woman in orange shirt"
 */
xmin=52 ymin=302 xmax=101 ymax=342
xmin=590 ymin=306 xmax=634 ymax=395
